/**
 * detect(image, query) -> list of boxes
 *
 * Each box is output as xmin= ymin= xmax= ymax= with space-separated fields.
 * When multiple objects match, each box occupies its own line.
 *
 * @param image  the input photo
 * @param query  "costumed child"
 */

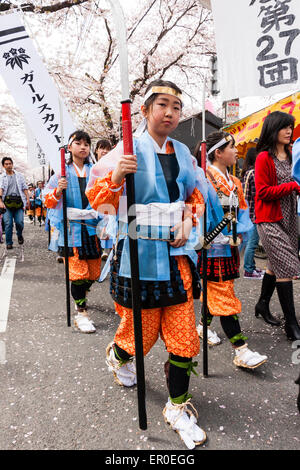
xmin=27 ymin=184 xmax=35 ymax=223
xmin=196 ymin=131 xmax=268 ymax=368
xmin=35 ymin=181 xmax=46 ymax=226
xmin=94 ymin=140 xmax=114 ymax=261
xmin=86 ymin=80 xmax=208 ymax=449
xmin=44 ymin=130 xmax=102 ymax=334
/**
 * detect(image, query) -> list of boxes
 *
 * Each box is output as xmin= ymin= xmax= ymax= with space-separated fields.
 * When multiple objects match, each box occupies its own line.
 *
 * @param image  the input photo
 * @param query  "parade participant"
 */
xmin=35 ymin=181 xmax=46 ymax=226
xmin=99 ymin=222 xmax=113 ymax=261
xmin=94 ymin=140 xmax=114 ymax=259
xmin=44 ymin=130 xmax=102 ymax=334
xmin=94 ymin=139 xmax=112 ymax=161
xmin=241 ymin=147 xmax=265 ymax=280
xmin=255 ymin=111 xmax=300 ymax=340
xmin=86 ymin=80 xmax=208 ymax=449
xmin=27 ymin=183 xmax=35 ymax=223
xmin=0 ymin=157 xmax=30 ymax=249
xmin=196 ymin=131 xmax=268 ymax=368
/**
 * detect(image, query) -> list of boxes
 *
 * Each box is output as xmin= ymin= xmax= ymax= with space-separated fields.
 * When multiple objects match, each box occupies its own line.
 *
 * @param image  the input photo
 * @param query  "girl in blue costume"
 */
xmin=45 ymin=130 xmax=101 ymax=334
xmin=87 ymin=80 xmax=208 ymax=449
xmin=196 ymin=131 xmax=268 ymax=368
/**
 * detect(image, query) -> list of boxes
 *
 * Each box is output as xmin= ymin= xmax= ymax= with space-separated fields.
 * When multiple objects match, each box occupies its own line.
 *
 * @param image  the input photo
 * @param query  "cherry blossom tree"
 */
xmin=0 ymin=0 xmax=216 ymax=170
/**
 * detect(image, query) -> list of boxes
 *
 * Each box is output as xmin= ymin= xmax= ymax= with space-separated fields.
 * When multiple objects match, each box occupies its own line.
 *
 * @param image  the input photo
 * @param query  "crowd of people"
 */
xmin=1 ymin=79 xmax=300 ymax=448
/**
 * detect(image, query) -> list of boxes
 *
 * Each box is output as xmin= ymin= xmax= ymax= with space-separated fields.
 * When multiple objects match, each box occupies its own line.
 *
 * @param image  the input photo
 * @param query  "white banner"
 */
xmin=0 ymin=12 xmax=76 ymax=172
xmin=25 ymin=123 xmax=46 ymax=168
xmin=211 ymin=0 xmax=300 ymax=100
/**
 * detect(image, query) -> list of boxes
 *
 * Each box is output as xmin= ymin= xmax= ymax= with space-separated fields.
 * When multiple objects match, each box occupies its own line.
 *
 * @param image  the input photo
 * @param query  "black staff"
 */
xmin=60 ymin=146 xmax=71 ymax=327
xmin=108 ymin=0 xmax=147 ymax=430
xmin=200 ymin=137 xmax=209 ymax=377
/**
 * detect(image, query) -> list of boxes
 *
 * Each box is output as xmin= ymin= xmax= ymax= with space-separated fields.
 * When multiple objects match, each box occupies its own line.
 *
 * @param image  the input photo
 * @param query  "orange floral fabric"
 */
xmin=85 ymin=171 xmax=124 ymax=215
xmin=44 ymin=188 xmax=61 ymax=209
xmin=114 ymin=256 xmax=200 ymax=358
xmin=207 ymin=166 xmax=248 ymax=210
xmin=35 ymin=206 xmax=47 ymax=218
xmin=185 ymin=187 xmax=205 ymax=225
xmin=201 ymin=279 xmax=241 ymax=317
xmin=66 ymin=247 xmax=101 ymax=281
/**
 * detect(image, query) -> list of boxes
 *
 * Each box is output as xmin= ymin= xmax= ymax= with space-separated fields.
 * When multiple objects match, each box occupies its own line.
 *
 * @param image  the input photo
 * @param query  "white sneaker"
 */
xmin=163 ymin=398 xmax=206 ymax=449
xmin=233 ymin=344 xmax=267 ymax=369
xmin=74 ymin=313 xmax=96 ymax=334
xmin=106 ymin=342 xmax=137 ymax=387
xmin=197 ymin=324 xmax=221 ymax=346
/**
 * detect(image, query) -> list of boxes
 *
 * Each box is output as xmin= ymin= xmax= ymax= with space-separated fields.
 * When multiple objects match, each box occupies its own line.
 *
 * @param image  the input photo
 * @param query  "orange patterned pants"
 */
xmin=114 ymin=256 xmax=200 ymax=358
xmin=67 ymin=247 xmax=101 ymax=282
xmin=204 ymin=279 xmax=241 ymax=316
xmin=35 ymin=207 xmax=47 ymax=218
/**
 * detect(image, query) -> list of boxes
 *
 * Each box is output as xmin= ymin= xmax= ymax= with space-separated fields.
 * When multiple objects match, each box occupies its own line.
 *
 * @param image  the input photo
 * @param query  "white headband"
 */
xmin=207 ymin=135 xmax=233 ymax=155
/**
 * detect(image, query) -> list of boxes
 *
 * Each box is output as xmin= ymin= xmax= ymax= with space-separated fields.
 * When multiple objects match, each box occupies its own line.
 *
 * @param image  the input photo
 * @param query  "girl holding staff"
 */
xmin=195 ymin=131 xmax=268 ymax=368
xmin=86 ymin=79 xmax=208 ymax=449
xmin=44 ymin=130 xmax=102 ymax=333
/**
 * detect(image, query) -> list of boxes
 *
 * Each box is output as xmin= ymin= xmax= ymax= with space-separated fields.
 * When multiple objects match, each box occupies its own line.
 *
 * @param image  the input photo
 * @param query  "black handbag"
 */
xmin=4 ymin=194 xmax=23 ymax=210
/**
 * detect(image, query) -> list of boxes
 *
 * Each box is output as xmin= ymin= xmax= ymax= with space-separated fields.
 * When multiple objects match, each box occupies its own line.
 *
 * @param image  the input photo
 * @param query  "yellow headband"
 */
xmin=143 ymin=86 xmax=183 ymax=105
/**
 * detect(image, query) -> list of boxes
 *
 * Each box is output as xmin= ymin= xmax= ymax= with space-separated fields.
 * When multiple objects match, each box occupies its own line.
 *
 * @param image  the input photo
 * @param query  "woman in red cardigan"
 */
xmin=254 ymin=111 xmax=300 ymax=341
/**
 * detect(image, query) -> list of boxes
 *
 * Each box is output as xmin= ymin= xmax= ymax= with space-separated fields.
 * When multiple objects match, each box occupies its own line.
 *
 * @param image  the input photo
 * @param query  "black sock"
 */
xmin=166 ymin=354 xmax=193 ymax=401
xmin=201 ymin=306 xmax=213 ymax=326
xmin=113 ymin=343 xmax=132 ymax=362
xmin=71 ymin=280 xmax=91 ymax=308
xmin=220 ymin=315 xmax=247 ymax=347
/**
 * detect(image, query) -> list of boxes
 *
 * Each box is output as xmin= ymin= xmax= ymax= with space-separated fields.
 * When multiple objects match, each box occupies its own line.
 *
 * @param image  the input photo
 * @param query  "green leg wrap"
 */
xmin=170 ymin=392 xmax=193 ymax=405
xmin=167 ymin=357 xmax=199 ymax=404
xmin=169 ymin=358 xmax=199 ymax=377
xmin=229 ymin=332 xmax=248 ymax=345
xmin=75 ymin=298 xmax=87 ymax=307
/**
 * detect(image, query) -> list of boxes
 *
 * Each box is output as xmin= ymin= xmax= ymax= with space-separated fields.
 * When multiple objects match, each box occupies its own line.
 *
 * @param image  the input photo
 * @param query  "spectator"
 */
xmin=255 ymin=111 xmax=300 ymax=338
xmin=0 ymin=157 xmax=30 ymax=249
xmin=241 ymin=147 xmax=265 ymax=280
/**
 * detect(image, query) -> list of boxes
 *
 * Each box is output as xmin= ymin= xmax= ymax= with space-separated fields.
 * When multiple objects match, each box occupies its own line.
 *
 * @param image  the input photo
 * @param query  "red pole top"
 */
xmin=60 ymin=147 xmax=66 ymax=177
xmin=122 ymin=101 xmax=134 ymax=156
xmin=201 ymin=141 xmax=207 ymax=174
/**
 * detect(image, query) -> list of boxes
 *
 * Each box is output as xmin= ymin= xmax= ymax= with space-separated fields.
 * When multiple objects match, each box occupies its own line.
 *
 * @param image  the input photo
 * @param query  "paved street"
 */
xmin=0 ymin=220 xmax=299 ymax=451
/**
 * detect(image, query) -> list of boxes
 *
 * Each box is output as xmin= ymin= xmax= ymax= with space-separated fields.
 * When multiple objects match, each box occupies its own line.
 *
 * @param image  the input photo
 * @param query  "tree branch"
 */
xmin=0 ymin=0 xmax=90 ymax=13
